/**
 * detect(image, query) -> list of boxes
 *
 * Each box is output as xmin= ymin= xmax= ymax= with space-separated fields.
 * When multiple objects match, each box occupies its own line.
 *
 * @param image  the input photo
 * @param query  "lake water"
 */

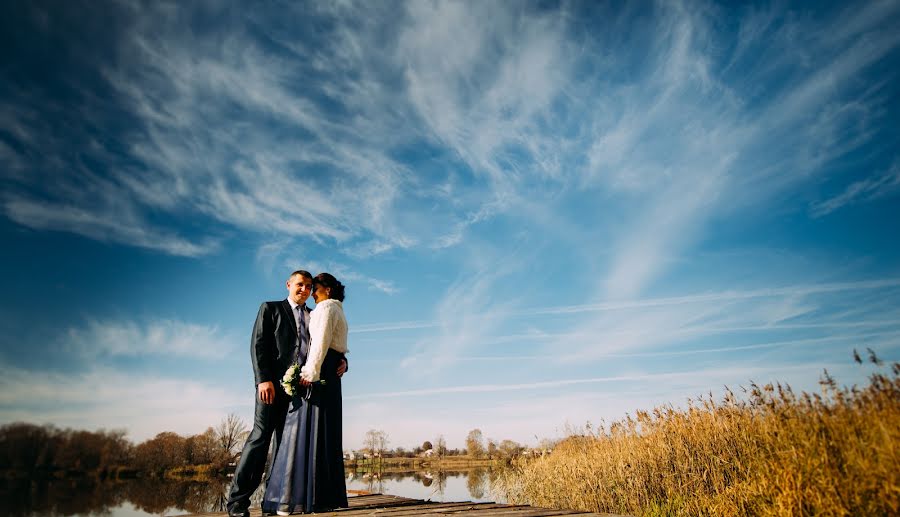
xmin=0 ymin=468 xmax=505 ymax=517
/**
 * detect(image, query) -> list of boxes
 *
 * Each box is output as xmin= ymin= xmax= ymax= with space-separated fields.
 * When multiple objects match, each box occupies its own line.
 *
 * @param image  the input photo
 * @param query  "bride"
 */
xmin=263 ymin=272 xmax=349 ymax=515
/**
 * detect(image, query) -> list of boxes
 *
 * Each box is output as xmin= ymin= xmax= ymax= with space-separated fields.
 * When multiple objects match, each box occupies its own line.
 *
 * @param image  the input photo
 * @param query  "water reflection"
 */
xmin=344 ymin=467 xmax=501 ymax=504
xmin=0 ymin=468 xmax=503 ymax=517
xmin=0 ymin=477 xmax=230 ymax=517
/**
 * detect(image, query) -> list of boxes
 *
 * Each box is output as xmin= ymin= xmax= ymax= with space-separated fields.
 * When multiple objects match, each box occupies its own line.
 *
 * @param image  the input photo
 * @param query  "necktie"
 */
xmin=295 ymin=305 xmax=309 ymax=364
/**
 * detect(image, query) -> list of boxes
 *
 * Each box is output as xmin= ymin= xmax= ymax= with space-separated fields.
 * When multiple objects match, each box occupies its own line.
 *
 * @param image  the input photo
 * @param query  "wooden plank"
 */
xmin=409 ymin=506 xmax=547 ymax=516
xmin=172 ymin=492 xmax=620 ymax=517
xmin=332 ymin=502 xmax=514 ymax=516
xmin=441 ymin=508 xmax=588 ymax=516
xmin=349 ymin=494 xmax=418 ymax=504
xmin=330 ymin=501 xmax=487 ymax=515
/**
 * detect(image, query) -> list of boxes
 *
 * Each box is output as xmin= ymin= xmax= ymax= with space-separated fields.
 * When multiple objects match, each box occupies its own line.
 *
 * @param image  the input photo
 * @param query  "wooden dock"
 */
xmin=176 ymin=493 xmax=623 ymax=516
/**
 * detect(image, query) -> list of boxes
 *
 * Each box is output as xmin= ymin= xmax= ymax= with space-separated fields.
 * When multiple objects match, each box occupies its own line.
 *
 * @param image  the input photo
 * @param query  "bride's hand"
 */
xmin=300 ymin=378 xmax=312 ymax=386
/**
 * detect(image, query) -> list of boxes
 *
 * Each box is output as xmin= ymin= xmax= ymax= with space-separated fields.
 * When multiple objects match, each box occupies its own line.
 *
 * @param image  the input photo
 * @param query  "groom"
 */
xmin=227 ymin=269 xmax=347 ymax=517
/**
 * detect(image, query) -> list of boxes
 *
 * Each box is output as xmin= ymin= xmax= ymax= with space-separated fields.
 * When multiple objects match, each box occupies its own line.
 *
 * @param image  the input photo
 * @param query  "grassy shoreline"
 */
xmin=1 ymin=457 xmax=501 ymax=481
xmin=346 ymin=456 xmax=501 ymax=473
xmin=495 ymin=356 xmax=900 ymax=516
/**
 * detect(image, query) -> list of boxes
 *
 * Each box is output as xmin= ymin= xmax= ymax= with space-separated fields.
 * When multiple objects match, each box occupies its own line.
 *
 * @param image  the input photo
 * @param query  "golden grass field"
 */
xmin=495 ymin=351 xmax=900 ymax=516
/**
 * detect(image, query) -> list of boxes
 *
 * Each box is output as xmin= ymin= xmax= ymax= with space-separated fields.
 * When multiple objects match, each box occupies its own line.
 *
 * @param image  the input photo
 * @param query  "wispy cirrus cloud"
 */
xmin=541 ymin=276 xmax=900 ymax=362
xmin=346 ymin=362 xmax=860 ymax=401
xmin=4 ymin=197 xmax=219 ymax=257
xmin=356 ymin=277 xmax=900 ymax=332
xmin=0 ymin=362 xmax=246 ymax=441
xmin=579 ymin=0 xmax=900 ymax=298
xmin=282 ymin=257 xmax=398 ymax=295
xmin=2 ymin=0 xmax=897 ymax=274
xmin=399 ymin=243 xmax=528 ymax=376
xmin=810 ymin=161 xmax=900 ymax=217
xmin=63 ymin=318 xmax=234 ymax=359
xmin=381 ymin=275 xmax=900 ymax=380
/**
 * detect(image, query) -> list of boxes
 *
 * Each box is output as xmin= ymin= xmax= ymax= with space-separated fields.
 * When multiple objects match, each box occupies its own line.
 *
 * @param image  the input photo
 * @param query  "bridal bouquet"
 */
xmin=281 ymin=363 xmax=326 ymax=398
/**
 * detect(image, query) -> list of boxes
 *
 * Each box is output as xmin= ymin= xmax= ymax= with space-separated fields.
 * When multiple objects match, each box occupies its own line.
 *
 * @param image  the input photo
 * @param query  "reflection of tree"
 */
xmin=342 ymin=467 xmax=503 ymax=503
xmin=347 ymin=470 xmax=386 ymax=494
xmin=0 ymin=478 xmax=128 ymax=517
xmin=466 ymin=468 xmax=487 ymax=500
xmin=487 ymin=466 xmax=506 ymax=503
xmin=429 ymin=470 xmax=447 ymax=500
xmin=177 ymin=478 xmax=229 ymax=514
xmin=126 ymin=477 xmax=229 ymax=514
xmin=248 ymin=479 xmax=265 ymax=508
xmin=0 ymin=477 xmax=238 ymax=517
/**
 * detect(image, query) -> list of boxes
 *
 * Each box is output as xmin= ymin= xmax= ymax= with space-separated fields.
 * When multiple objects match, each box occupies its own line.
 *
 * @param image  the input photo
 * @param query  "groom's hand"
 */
xmin=258 ymin=381 xmax=275 ymax=405
xmin=337 ymin=359 xmax=347 ymax=378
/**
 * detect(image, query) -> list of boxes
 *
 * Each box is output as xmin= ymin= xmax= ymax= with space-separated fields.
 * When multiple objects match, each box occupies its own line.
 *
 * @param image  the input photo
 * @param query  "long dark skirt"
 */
xmin=262 ymin=350 xmax=348 ymax=514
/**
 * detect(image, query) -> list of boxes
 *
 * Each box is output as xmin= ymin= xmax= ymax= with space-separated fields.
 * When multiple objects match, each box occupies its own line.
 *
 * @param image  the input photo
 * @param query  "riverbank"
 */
xmin=1 ymin=463 xmax=228 ymax=482
xmin=2 ymin=456 xmax=499 ymax=482
xmin=347 ymin=455 xmax=501 ymax=473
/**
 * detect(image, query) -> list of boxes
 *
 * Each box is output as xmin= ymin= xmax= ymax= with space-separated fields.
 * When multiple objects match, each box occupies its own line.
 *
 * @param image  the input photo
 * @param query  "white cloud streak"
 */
xmin=810 ymin=161 xmax=900 ymax=217
xmin=0 ymin=363 xmax=247 ymax=441
xmin=352 ymin=277 xmax=900 ymax=333
xmin=346 ymin=362 xmax=857 ymax=401
xmin=283 ymin=257 xmax=398 ymax=295
xmin=63 ymin=318 xmax=234 ymax=359
xmin=4 ymin=198 xmax=219 ymax=257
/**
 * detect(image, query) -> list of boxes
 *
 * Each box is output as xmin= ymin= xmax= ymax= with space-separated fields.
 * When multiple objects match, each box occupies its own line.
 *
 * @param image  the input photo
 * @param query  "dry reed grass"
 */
xmin=494 ymin=351 xmax=900 ymax=516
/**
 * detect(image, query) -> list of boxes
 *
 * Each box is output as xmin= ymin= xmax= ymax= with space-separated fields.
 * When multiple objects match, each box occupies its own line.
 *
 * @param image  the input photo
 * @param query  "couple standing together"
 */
xmin=227 ymin=270 xmax=350 ymax=517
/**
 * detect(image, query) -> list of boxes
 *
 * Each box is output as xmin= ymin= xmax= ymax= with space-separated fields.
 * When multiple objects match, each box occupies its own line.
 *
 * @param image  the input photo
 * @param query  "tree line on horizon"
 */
xmin=356 ymin=428 xmax=542 ymax=460
xmin=0 ymin=414 xmax=247 ymax=477
xmin=0 ymin=415 xmax=538 ymax=478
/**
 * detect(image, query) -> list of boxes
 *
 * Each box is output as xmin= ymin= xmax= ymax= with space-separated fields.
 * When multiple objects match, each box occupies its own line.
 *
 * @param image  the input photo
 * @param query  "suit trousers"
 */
xmin=227 ymin=388 xmax=290 ymax=511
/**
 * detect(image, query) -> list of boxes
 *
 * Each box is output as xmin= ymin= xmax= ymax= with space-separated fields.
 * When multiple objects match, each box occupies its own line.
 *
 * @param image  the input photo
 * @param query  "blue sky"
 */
xmin=1 ymin=0 xmax=899 ymax=450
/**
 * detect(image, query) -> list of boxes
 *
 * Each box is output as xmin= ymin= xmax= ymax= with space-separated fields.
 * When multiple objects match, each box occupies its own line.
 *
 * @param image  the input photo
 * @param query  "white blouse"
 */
xmin=300 ymin=298 xmax=349 ymax=382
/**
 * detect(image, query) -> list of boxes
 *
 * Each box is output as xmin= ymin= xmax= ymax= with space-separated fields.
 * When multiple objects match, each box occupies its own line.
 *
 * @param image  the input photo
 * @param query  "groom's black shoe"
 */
xmin=226 ymin=505 xmax=250 ymax=517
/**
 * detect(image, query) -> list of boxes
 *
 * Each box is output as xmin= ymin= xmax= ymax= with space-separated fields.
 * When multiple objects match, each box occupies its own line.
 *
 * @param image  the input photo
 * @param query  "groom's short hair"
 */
xmin=289 ymin=270 xmax=313 ymax=280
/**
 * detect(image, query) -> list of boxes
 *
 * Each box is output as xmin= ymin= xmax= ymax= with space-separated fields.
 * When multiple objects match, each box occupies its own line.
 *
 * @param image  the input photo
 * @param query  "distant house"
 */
xmin=422 ymin=448 xmax=434 ymax=457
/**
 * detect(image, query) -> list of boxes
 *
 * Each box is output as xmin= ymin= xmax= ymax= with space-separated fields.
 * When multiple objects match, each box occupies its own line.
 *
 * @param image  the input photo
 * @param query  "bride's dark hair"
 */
xmin=313 ymin=272 xmax=346 ymax=302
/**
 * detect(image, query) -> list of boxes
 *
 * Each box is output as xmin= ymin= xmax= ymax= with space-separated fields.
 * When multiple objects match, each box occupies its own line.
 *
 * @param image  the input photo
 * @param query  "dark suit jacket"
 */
xmin=250 ymin=300 xmax=305 ymax=386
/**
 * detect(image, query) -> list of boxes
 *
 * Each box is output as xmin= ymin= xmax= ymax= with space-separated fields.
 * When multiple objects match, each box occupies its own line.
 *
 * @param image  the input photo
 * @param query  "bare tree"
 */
xmin=486 ymin=438 xmax=498 ymax=458
xmin=376 ymin=430 xmax=390 ymax=456
xmin=215 ymin=413 xmax=247 ymax=461
xmin=186 ymin=427 xmax=218 ymax=465
xmin=498 ymin=439 xmax=523 ymax=458
xmin=434 ymin=434 xmax=447 ymax=459
xmin=465 ymin=428 xmax=485 ymax=458
xmin=363 ymin=429 xmax=378 ymax=456
xmin=363 ymin=429 xmax=389 ymax=457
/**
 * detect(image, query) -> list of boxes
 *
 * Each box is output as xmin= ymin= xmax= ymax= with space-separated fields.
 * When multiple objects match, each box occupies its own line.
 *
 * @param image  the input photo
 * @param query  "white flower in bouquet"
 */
xmin=281 ymin=363 xmax=328 ymax=398
xmin=281 ymin=363 xmax=300 ymax=396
